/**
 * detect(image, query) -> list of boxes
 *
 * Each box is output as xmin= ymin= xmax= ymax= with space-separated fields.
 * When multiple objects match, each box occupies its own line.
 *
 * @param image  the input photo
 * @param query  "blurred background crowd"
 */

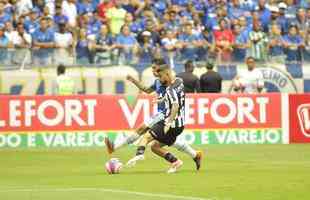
xmin=0 ymin=0 xmax=309 ymax=70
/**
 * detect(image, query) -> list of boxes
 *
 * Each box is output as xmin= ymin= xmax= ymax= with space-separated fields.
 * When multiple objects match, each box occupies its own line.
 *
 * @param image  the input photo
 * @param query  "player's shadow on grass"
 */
xmin=122 ymin=169 xmax=200 ymax=175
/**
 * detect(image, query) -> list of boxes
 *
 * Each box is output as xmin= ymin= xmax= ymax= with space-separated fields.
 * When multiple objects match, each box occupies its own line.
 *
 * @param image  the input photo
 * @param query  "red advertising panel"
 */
xmin=0 ymin=93 xmax=281 ymax=132
xmin=289 ymin=94 xmax=310 ymax=143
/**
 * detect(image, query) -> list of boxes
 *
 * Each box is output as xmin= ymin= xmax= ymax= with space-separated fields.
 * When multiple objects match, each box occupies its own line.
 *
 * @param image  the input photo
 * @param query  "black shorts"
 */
xmin=149 ymin=121 xmax=184 ymax=146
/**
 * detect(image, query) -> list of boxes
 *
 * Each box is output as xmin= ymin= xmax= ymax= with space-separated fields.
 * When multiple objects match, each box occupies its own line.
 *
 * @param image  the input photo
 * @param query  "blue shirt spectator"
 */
xmin=282 ymin=26 xmax=304 ymax=62
xmin=78 ymin=0 xmax=96 ymax=15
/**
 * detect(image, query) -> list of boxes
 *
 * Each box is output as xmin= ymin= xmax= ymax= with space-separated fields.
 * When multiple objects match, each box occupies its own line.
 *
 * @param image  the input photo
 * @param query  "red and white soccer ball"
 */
xmin=105 ymin=158 xmax=123 ymax=174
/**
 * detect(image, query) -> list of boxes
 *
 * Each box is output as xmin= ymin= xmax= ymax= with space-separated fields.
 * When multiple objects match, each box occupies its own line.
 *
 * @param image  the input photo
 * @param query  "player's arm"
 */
xmin=164 ymin=88 xmax=179 ymax=133
xmin=126 ymin=75 xmax=154 ymax=94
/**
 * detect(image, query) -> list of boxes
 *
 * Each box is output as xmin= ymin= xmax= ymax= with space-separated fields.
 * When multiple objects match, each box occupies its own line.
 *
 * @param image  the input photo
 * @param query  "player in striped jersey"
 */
xmin=126 ymin=65 xmax=190 ymax=173
xmin=105 ymin=59 xmax=202 ymax=171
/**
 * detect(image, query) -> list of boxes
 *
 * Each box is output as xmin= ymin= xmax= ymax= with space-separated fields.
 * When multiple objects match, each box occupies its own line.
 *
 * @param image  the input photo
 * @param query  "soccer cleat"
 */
xmin=126 ymin=155 xmax=145 ymax=167
xmin=167 ymin=159 xmax=183 ymax=174
xmin=193 ymin=151 xmax=203 ymax=171
xmin=104 ymin=137 xmax=114 ymax=154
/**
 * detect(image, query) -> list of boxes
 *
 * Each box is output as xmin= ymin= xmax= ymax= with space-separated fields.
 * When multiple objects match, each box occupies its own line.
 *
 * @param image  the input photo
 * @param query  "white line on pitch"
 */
xmin=0 ymin=187 xmax=209 ymax=200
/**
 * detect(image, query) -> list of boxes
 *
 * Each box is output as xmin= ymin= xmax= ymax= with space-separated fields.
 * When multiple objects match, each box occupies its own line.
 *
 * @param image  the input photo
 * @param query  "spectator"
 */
xmin=282 ymin=25 xmax=304 ymax=63
xmin=77 ymin=0 xmax=96 ymax=15
xmin=161 ymin=29 xmax=179 ymax=68
xmin=138 ymin=31 xmax=156 ymax=64
xmin=165 ymin=10 xmax=181 ymax=33
xmin=0 ymin=2 xmax=11 ymax=27
xmin=277 ymin=2 xmax=289 ymax=34
xmin=137 ymin=19 xmax=161 ymax=47
xmin=11 ymin=22 xmax=32 ymax=65
xmin=76 ymin=28 xmax=91 ymax=64
xmin=284 ymin=0 xmax=297 ymax=20
xmin=15 ymin=0 xmax=33 ymax=18
xmin=124 ymin=12 xmax=142 ymax=35
xmin=115 ymin=24 xmax=139 ymax=64
xmin=53 ymin=5 xmax=68 ymax=26
xmin=200 ymin=62 xmax=222 ymax=93
xmin=24 ymin=9 xmax=40 ymax=34
xmin=257 ymin=0 xmax=271 ymax=32
xmin=198 ymin=28 xmax=215 ymax=61
xmin=248 ymin=20 xmax=268 ymax=63
xmin=176 ymin=60 xmax=200 ymax=93
xmin=90 ymin=24 xmax=115 ymax=64
xmin=268 ymin=23 xmax=285 ymax=64
xmin=62 ymin=0 xmax=78 ymax=27
xmin=178 ymin=23 xmax=203 ymax=61
xmin=304 ymin=29 xmax=310 ymax=61
xmin=106 ymin=0 xmax=127 ymax=36
xmin=292 ymin=8 xmax=309 ymax=39
xmin=214 ymin=18 xmax=235 ymax=63
xmin=54 ymin=21 xmax=74 ymax=65
xmin=233 ymin=24 xmax=248 ymax=62
xmin=32 ymin=17 xmax=55 ymax=65
xmin=234 ymin=56 xmax=264 ymax=93
xmin=0 ymin=25 xmax=10 ymax=64
xmin=97 ymin=0 xmax=114 ymax=23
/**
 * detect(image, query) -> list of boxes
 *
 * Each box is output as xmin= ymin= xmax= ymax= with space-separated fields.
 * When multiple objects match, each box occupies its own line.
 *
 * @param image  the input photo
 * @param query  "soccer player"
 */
xmin=233 ymin=57 xmax=264 ymax=93
xmin=126 ymin=64 xmax=187 ymax=173
xmin=105 ymin=58 xmax=202 ymax=170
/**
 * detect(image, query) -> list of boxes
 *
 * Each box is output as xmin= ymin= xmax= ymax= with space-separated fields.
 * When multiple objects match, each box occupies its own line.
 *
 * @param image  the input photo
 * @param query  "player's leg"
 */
xmin=104 ymin=113 xmax=164 ymax=154
xmin=104 ymin=123 xmax=149 ymax=154
xmin=172 ymin=139 xmax=203 ymax=170
xmin=126 ymin=131 xmax=154 ymax=167
xmin=151 ymin=141 xmax=183 ymax=173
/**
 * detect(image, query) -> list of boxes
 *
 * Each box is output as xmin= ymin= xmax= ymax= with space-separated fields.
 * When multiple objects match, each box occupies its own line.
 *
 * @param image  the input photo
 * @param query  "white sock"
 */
xmin=114 ymin=133 xmax=140 ymax=150
xmin=173 ymin=140 xmax=197 ymax=159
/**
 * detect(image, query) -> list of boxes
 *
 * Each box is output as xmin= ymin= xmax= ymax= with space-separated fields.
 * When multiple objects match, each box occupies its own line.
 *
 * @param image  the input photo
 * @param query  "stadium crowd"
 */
xmin=0 ymin=0 xmax=309 ymax=68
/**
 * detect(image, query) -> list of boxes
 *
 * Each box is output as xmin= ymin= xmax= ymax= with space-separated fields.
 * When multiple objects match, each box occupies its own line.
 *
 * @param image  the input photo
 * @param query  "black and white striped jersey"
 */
xmin=164 ymin=77 xmax=186 ymax=128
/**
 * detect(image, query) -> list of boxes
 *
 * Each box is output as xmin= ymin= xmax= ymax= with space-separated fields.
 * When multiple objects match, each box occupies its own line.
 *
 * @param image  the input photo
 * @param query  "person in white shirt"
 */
xmin=233 ymin=57 xmax=264 ymax=93
xmin=15 ymin=0 xmax=33 ymax=18
xmin=54 ymin=21 xmax=74 ymax=65
xmin=12 ymin=22 xmax=32 ymax=64
xmin=62 ymin=0 xmax=77 ymax=27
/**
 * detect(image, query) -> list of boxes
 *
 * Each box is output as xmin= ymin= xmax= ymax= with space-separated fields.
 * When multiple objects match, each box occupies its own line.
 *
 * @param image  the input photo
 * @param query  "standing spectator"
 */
xmin=234 ymin=56 xmax=264 ymax=93
xmin=165 ymin=10 xmax=181 ymax=33
xmin=24 ymin=9 xmax=40 ymax=34
xmin=4 ymin=21 xmax=15 ymax=63
xmin=200 ymin=62 xmax=222 ymax=93
xmin=268 ymin=23 xmax=285 ymax=64
xmin=284 ymin=0 xmax=297 ymax=20
xmin=248 ymin=20 xmax=268 ymax=63
xmin=178 ymin=23 xmax=203 ymax=61
xmin=115 ymin=24 xmax=139 ymax=64
xmin=89 ymin=24 xmax=115 ymax=64
xmin=282 ymin=25 xmax=304 ymax=63
xmin=176 ymin=60 xmax=200 ymax=93
xmin=53 ymin=5 xmax=68 ymax=25
xmin=15 ymin=0 xmax=33 ymax=18
xmin=77 ymin=0 xmax=96 ymax=15
xmin=256 ymin=0 xmax=271 ymax=32
xmin=62 ymin=0 xmax=78 ymax=27
xmin=54 ymin=21 xmax=74 ymax=65
xmin=32 ymin=17 xmax=55 ymax=65
xmin=277 ymin=2 xmax=289 ymax=34
xmin=137 ymin=19 xmax=161 ymax=47
xmin=198 ymin=28 xmax=215 ymax=61
xmin=233 ymin=24 xmax=248 ymax=62
xmin=11 ymin=22 xmax=32 ymax=65
xmin=138 ymin=31 xmax=156 ymax=64
xmin=106 ymin=0 xmax=127 ymax=36
xmin=303 ymin=29 xmax=310 ymax=61
xmin=0 ymin=25 xmax=10 ymax=64
xmin=0 ymin=1 xmax=11 ymax=27
xmin=292 ymin=8 xmax=309 ymax=40
xmin=161 ymin=29 xmax=179 ymax=68
xmin=76 ymin=28 xmax=91 ymax=64
xmin=214 ymin=18 xmax=235 ymax=63
xmin=97 ymin=0 xmax=114 ymax=23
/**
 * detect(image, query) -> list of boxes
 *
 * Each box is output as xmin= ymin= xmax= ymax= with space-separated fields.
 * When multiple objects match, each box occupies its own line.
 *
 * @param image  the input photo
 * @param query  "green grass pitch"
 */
xmin=0 ymin=145 xmax=309 ymax=200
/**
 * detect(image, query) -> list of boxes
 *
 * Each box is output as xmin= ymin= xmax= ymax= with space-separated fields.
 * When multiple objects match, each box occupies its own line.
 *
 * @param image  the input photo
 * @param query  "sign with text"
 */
xmin=0 ymin=94 xmax=284 ymax=147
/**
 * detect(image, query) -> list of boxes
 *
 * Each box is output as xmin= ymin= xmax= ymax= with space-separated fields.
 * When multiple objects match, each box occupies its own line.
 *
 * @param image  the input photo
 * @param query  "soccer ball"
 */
xmin=105 ymin=158 xmax=123 ymax=174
